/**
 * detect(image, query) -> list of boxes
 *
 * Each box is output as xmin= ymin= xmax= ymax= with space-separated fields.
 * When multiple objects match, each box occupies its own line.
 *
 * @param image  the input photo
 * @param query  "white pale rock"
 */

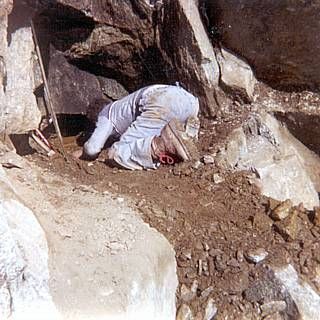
xmin=217 ymin=112 xmax=320 ymax=209
xmin=164 ymin=0 xmax=220 ymax=116
xmin=261 ymin=300 xmax=287 ymax=317
xmin=274 ymin=264 xmax=320 ymax=320
xmin=2 ymin=27 xmax=41 ymax=133
xmin=216 ymin=48 xmax=256 ymax=101
xmin=203 ymin=155 xmax=215 ymax=164
xmin=176 ymin=304 xmax=194 ymax=320
xmin=0 ymin=167 xmax=60 ymax=320
xmin=204 ymin=298 xmax=218 ymax=320
xmin=246 ymin=248 xmax=268 ymax=264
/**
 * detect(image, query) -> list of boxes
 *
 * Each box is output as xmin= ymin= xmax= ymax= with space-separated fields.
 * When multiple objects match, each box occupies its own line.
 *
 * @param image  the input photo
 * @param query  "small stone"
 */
xmin=204 ymin=298 xmax=218 ymax=320
xmin=191 ymin=280 xmax=199 ymax=293
xmin=275 ymin=210 xmax=299 ymax=241
xmin=227 ymin=258 xmax=240 ymax=268
xmin=260 ymin=300 xmax=287 ymax=317
xmin=270 ymin=199 xmax=293 ymax=221
xmin=253 ymin=212 xmax=273 ymax=232
xmin=203 ymin=242 xmax=210 ymax=251
xmin=313 ymin=207 xmax=320 ymax=226
xmin=201 ymin=286 xmax=214 ymax=299
xmin=263 ymin=312 xmax=283 ymax=320
xmin=236 ymin=249 xmax=244 ymax=262
xmin=198 ymin=259 xmax=203 ymax=276
xmin=194 ymin=312 xmax=202 ymax=320
xmin=180 ymin=283 xmax=196 ymax=302
xmin=214 ymin=254 xmax=228 ymax=272
xmin=268 ymin=198 xmax=282 ymax=211
xmin=246 ymin=248 xmax=268 ymax=264
xmin=195 ymin=241 xmax=203 ymax=250
xmin=186 ymin=269 xmax=197 ymax=279
xmin=176 ymin=304 xmax=194 ymax=320
xmin=181 ymin=249 xmax=192 ymax=260
xmin=209 ymin=248 xmax=223 ymax=257
xmin=203 ymin=155 xmax=215 ymax=164
xmin=212 ymin=173 xmax=224 ymax=184
xmin=192 ymin=160 xmax=202 ymax=169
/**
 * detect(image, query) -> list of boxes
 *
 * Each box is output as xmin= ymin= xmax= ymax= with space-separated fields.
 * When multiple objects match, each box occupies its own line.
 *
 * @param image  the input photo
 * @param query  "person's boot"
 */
xmin=151 ymin=118 xmax=198 ymax=164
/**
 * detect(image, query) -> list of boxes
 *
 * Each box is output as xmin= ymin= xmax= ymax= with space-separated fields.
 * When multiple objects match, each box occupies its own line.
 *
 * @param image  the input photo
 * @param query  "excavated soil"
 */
xmin=26 ymin=116 xmax=320 ymax=319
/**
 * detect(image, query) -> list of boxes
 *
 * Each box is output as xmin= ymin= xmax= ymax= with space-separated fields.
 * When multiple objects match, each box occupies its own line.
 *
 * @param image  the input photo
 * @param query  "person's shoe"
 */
xmin=151 ymin=119 xmax=198 ymax=164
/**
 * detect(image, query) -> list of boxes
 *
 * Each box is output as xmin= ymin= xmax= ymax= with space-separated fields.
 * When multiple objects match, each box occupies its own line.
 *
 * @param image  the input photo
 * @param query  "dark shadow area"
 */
xmin=32 ymin=2 xmax=95 ymax=75
xmin=10 ymin=134 xmax=36 ymax=156
xmin=57 ymin=114 xmax=92 ymax=137
xmin=275 ymin=111 xmax=320 ymax=155
xmin=7 ymin=1 xmax=35 ymax=44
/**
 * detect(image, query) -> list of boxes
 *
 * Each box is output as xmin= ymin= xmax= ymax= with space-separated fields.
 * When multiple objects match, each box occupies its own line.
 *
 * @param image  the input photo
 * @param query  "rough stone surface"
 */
xmin=313 ymin=207 xmax=320 ymax=227
xmin=0 ymin=166 xmax=59 ymax=320
xmin=260 ymin=300 xmax=287 ymax=317
xmin=271 ymin=199 xmax=293 ymax=221
xmin=97 ymin=76 xmax=129 ymax=101
xmin=207 ymin=0 xmax=320 ymax=90
xmin=176 ymin=304 xmax=194 ymax=320
xmin=216 ymin=112 xmax=320 ymax=209
xmin=5 ymin=155 xmax=178 ymax=320
xmin=161 ymin=0 xmax=220 ymax=117
xmin=48 ymin=49 xmax=105 ymax=115
xmin=274 ymin=264 xmax=320 ymax=320
xmin=204 ymin=298 xmax=217 ymax=320
xmin=274 ymin=210 xmax=299 ymax=241
xmin=2 ymin=24 xmax=41 ymax=133
xmin=216 ymin=48 xmax=256 ymax=102
xmin=1 ymin=2 xmax=40 ymax=135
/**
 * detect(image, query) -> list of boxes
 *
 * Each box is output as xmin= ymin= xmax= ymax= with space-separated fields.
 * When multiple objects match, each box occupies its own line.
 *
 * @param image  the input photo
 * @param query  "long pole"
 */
xmin=30 ymin=20 xmax=67 ymax=160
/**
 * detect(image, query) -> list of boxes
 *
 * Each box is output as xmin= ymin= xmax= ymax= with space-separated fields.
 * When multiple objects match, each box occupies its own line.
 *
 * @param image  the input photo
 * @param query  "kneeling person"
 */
xmin=75 ymin=84 xmax=200 ymax=170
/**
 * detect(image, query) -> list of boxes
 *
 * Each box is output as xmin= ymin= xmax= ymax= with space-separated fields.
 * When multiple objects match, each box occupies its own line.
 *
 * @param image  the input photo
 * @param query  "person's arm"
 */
xmin=83 ymin=115 xmax=113 ymax=158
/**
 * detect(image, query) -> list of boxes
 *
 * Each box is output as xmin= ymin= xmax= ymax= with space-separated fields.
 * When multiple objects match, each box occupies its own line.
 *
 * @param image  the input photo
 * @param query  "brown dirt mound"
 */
xmin=26 ymin=119 xmax=320 ymax=319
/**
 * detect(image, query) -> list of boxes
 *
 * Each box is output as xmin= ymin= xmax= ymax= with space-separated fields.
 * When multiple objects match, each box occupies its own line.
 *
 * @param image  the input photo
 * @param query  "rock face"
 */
xmin=0 ymin=3 xmax=41 ymax=134
xmin=160 ymin=0 xmax=220 ymax=116
xmin=216 ymin=112 xmax=320 ymax=209
xmin=274 ymin=264 xmax=320 ymax=320
xmin=206 ymin=0 xmax=320 ymax=90
xmin=48 ymin=49 xmax=105 ymax=115
xmin=215 ymin=48 xmax=256 ymax=102
xmin=0 ymin=166 xmax=59 ymax=319
xmin=1 ymin=148 xmax=178 ymax=320
xmin=36 ymin=0 xmax=163 ymax=91
xmin=33 ymin=0 xmax=228 ymax=115
xmin=48 ymin=49 xmax=129 ymax=115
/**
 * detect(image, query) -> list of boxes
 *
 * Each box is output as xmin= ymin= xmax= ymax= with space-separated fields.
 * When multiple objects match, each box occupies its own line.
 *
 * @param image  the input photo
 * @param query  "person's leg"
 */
xmin=109 ymin=108 xmax=167 ymax=170
xmin=83 ymin=115 xmax=114 ymax=158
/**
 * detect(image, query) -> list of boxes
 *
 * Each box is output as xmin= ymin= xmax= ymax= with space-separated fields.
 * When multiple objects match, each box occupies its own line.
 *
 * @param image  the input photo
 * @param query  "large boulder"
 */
xmin=0 ymin=165 xmax=59 ymax=319
xmin=0 ymin=3 xmax=41 ymax=134
xmin=32 ymin=0 xmax=224 ymax=115
xmin=215 ymin=112 xmax=320 ymax=209
xmin=160 ymin=0 xmax=220 ymax=117
xmin=273 ymin=264 xmax=320 ymax=320
xmin=206 ymin=0 xmax=320 ymax=90
xmin=4 ymin=151 xmax=178 ymax=320
xmin=35 ymin=0 xmax=161 ymax=91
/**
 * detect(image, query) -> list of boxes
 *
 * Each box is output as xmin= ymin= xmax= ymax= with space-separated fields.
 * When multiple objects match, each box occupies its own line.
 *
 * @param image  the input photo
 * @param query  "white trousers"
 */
xmin=84 ymin=85 xmax=199 ymax=170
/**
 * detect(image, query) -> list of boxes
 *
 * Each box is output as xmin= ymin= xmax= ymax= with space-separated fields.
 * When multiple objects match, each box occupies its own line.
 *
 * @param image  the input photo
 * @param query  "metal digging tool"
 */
xmin=30 ymin=20 xmax=68 ymax=160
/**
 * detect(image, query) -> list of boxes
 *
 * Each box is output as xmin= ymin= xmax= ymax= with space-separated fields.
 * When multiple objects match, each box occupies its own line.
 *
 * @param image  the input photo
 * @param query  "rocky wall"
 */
xmin=206 ymin=0 xmax=320 ymax=91
xmin=0 ymin=1 xmax=41 ymax=135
